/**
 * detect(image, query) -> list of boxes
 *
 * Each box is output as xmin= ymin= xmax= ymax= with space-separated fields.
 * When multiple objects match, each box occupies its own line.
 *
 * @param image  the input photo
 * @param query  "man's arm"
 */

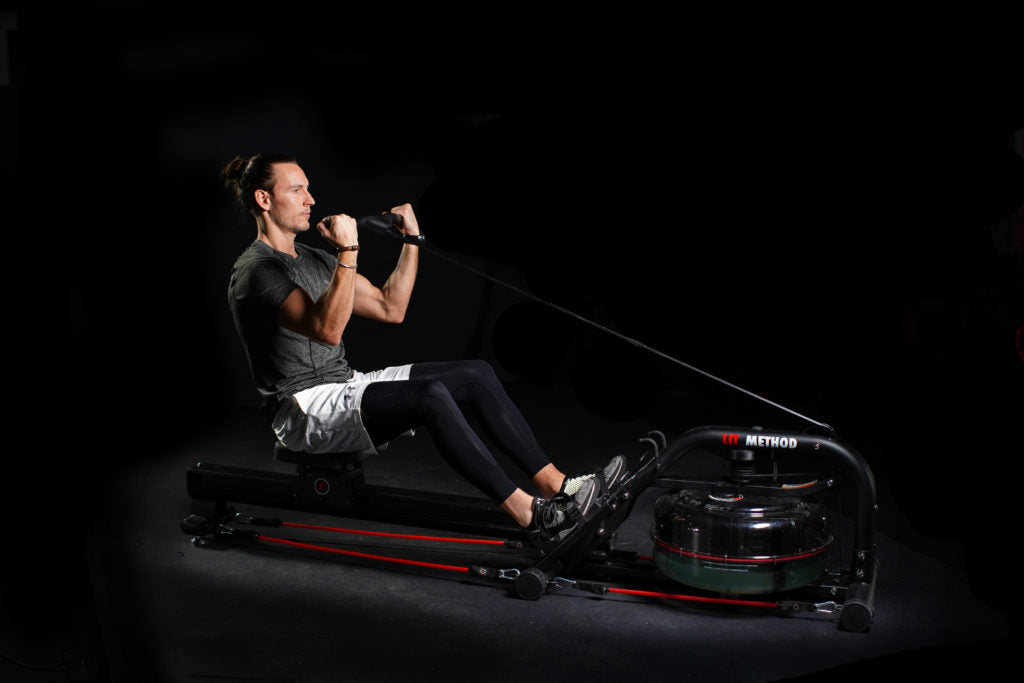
xmin=275 ymin=214 xmax=360 ymax=346
xmin=352 ymin=203 xmax=420 ymax=324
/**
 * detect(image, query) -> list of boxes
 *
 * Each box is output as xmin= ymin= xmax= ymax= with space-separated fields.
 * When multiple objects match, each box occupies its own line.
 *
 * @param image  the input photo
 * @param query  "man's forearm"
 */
xmin=378 ymin=243 xmax=418 ymax=322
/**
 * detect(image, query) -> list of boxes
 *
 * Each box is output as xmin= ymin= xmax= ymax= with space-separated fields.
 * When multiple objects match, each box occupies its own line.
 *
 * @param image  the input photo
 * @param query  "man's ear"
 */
xmin=254 ymin=188 xmax=272 ymax=211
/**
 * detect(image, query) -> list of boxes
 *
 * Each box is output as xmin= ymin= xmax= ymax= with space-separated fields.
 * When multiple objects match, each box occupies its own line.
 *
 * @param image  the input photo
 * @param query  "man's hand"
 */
xmin=389 ymin=203 xmax=420 ymax=237
xmin=318 ymin=214 xmax=359 ymax=249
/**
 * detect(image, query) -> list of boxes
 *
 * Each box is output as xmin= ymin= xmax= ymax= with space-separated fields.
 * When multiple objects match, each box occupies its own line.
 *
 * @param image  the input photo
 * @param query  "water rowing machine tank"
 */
xmin=651 ymin=449 xmax=833 ymax=595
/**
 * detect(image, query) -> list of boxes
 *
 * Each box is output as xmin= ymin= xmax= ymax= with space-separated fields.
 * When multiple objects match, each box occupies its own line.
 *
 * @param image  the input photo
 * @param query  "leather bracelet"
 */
xmin=337 ymin=245 xmax=360 ymax=252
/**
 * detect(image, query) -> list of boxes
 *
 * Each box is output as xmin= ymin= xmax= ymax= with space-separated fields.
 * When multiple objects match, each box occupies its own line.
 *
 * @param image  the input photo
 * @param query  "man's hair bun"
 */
xmin=219 ymin=153 xmax=296 ymax=217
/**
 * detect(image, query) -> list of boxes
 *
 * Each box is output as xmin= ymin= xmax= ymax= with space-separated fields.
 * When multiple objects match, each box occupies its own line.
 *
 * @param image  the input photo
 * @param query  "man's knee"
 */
xmin=416 ymin=378 xmax=458 ymax=409
xmin=463 ymin=359 xmax=497 ymax=385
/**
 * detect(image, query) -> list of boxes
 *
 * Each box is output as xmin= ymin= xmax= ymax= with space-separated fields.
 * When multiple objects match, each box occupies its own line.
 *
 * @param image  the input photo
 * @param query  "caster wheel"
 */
xmin=514 ymin=567 xmax=550 ymax=600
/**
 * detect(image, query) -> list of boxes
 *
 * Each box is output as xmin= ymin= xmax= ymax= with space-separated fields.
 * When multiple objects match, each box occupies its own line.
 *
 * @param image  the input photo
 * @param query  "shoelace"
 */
xmin=562 ymin=474 xmax=595 ymax=496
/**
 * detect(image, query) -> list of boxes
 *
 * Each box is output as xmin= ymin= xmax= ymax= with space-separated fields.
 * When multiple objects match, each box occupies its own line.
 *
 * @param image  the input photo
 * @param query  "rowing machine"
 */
xmin=181 ymin=422 xmax=876 ymax=632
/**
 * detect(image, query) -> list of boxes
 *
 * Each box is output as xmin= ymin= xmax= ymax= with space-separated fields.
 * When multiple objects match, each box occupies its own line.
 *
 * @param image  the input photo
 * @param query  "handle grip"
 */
xmin=319 ymin=212 xmax=423 ymax=245
xmin=355 ymin=212 xmax=424 ymax=245
xmin=355 ymin=212 xmax=403 ymax=233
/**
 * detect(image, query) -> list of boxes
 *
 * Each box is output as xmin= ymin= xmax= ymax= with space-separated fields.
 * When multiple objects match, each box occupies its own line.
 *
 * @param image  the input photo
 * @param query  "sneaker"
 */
xmin=560 ymin=455 xmax=627 ymax=496
xmin=526 ymin=478 xmax=597 ymax=549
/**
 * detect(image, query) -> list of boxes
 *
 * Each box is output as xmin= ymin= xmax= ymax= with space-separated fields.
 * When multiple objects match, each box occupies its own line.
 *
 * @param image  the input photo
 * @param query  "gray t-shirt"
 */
xmin=228 ymin=240 xmax=354 ymax=418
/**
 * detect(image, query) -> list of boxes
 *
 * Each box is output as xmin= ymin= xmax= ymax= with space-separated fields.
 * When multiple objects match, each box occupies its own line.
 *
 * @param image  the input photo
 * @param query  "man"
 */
xmin=222 ymin=153 xmax=624 ymax=548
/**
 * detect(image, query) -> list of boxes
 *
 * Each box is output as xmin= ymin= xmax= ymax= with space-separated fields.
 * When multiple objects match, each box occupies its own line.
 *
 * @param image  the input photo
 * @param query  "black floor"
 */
xmin=3 ymin=378 xmax=1010 ymax=682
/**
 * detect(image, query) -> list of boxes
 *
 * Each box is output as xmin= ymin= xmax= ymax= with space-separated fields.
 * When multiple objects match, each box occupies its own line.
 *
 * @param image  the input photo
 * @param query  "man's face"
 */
xmin=264 ymin=162 xmax=315 ymax=233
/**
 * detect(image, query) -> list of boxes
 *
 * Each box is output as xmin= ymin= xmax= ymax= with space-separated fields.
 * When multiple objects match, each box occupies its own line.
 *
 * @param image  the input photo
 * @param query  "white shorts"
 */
xmin=271 ymin=364 xmax=413 ymax=455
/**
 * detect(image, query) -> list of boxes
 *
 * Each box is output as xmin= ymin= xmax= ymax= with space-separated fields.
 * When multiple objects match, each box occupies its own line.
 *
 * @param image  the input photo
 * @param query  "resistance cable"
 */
xmin=233 ymin=513 xmax=782 ymax=610
xmin=354 ymin=213 xmax=836 ymax=435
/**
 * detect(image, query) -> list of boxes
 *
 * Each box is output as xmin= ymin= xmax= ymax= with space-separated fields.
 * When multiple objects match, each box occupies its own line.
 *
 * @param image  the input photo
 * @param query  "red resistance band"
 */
xmin=607 ymin=587 xmax=779 ymax=609
xmin=279 ymin=521 xmax=510 ymax=547
xmin=260 ymin=535 xmax=472 ymax=575
xmin=246 ymin=522 xmax=780 ymax=610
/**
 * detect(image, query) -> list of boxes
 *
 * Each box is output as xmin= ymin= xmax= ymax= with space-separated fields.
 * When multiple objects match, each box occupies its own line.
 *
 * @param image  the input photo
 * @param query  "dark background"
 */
xmin=2 ymin=1 xmax=1021 ymax=678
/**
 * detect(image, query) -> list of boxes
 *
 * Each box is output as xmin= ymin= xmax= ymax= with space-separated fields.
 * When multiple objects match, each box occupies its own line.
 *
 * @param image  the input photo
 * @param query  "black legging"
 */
xmin=360 ymin=360 xmax=550 ymax=503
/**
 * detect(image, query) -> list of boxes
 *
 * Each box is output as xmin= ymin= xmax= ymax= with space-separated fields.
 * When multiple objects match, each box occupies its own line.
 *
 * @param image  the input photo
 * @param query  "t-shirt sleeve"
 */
xmin=232 ymin=257 xmax=299 ymax=317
